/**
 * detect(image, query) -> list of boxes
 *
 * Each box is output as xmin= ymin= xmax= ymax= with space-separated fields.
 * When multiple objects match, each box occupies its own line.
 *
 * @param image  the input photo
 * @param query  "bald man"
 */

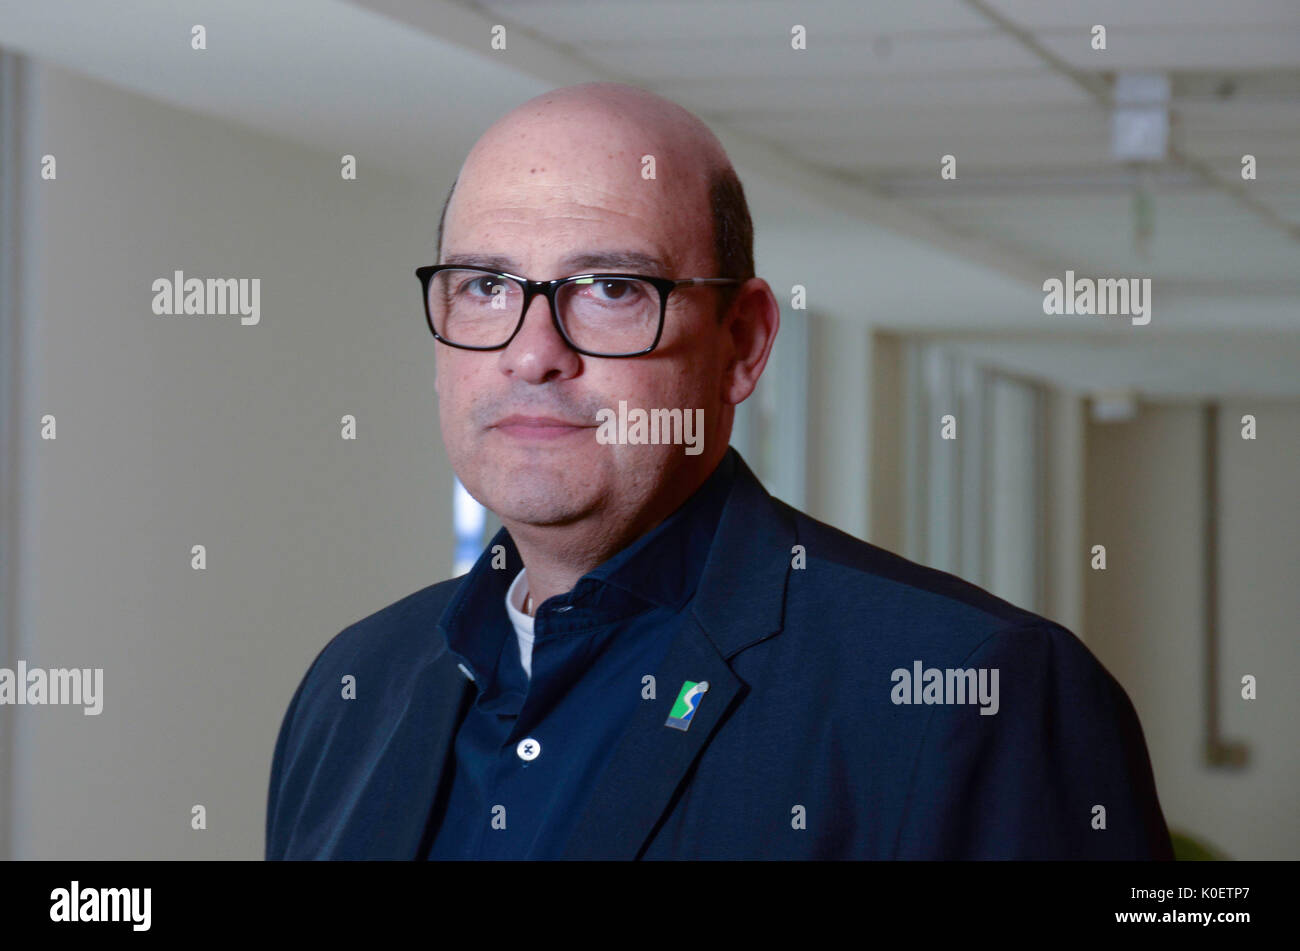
xmin=266 ymin=83 xmax=1173 ymax=861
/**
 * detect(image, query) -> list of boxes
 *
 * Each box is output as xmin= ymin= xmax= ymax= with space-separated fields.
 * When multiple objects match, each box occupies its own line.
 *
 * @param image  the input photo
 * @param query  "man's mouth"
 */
xmin=490 ymin=414 xmax=594 ymax=440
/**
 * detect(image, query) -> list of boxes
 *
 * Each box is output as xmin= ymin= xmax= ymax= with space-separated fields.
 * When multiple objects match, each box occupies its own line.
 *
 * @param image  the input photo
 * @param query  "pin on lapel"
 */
xmin=664 ymin=680 xmax=709 ymax=731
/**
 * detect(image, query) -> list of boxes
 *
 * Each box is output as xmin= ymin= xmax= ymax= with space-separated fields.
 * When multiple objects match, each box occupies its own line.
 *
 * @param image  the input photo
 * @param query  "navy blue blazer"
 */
xmin=266 ymin=452 xmax=1173 ymax=860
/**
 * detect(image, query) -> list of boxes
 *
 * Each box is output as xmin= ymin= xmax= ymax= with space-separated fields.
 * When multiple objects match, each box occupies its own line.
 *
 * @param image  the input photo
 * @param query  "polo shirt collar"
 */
xmin=439 ymin=449 xmax=738 ymax=677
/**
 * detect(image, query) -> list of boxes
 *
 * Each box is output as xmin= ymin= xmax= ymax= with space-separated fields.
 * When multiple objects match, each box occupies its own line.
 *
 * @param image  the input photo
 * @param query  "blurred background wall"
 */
xmin=0 ymin=58 xmax=460 ymax=859
xmin=1 ymin=0 xmax=1296 ymax=860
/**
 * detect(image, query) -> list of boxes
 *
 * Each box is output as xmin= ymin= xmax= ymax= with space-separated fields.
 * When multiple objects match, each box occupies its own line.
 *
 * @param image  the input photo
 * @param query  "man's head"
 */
xmin=432 ymin=82 xmax=779 ymax=551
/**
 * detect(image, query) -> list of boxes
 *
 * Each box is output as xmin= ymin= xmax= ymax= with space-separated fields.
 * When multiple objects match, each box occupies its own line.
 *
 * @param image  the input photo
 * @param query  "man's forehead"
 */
xmin=454 ymin=162 xmax=676 ymax=215
xmin=443 ymin=173 xmax=704 ymax=275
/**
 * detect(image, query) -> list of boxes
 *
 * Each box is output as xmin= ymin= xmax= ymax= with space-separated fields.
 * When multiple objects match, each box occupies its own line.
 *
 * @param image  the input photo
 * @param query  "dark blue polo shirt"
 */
xmin=425 ymin=450 xmax=737 ymax=860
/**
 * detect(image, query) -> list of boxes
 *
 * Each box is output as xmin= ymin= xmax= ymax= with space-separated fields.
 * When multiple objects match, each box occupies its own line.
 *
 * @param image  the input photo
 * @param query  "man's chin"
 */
xmin=455 ymin=443 xmax=617 ymax=526
xmin=470 ymin=472 xmax=597 ymax=527
xmin=490 ymin=497 xmax=594 ymax=528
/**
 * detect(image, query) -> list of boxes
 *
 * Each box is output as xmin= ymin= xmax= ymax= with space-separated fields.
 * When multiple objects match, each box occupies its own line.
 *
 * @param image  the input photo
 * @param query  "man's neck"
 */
xmin=501 ymin=453 xmax=724 ymax=610
xmin=507 ymin=519 xmax=638 ymax=613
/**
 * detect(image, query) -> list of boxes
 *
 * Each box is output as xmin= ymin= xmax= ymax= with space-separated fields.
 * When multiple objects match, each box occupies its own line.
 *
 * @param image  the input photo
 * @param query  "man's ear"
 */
xmin=722 ymin=278 xmax=780 ymax=406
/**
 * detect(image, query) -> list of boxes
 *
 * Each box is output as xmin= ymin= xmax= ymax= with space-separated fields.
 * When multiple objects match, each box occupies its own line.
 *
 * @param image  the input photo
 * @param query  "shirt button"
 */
xmin=516 ymin=737 xmax=541 ymax=762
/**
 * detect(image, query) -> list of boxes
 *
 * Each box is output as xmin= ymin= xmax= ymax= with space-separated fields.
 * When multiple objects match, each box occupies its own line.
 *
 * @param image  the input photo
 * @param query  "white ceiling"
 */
xmin=470 ymin=0 xmax=1300 ymax=287
xmin=1 ymin=0 xmax=1297 ymax=396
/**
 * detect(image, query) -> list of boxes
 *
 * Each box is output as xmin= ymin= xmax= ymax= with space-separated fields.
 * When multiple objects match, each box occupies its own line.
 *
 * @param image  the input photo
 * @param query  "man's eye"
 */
xmin=590 ymin=279 xmax=639 ymax=301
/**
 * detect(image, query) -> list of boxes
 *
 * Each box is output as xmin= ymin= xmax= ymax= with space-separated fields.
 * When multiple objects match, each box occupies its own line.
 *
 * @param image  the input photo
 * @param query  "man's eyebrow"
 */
xmin=440 ymin=252 xmax=518 ymax=270
xmin=438 ymin=250 xmax=671 ymax=277
xmin=558 ymin=251 xmax=670 ymax=275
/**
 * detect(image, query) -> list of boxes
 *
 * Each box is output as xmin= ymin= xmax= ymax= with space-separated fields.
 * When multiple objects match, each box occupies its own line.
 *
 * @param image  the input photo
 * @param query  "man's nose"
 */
xmin=497 ymin=292 xmax=582 ymax=383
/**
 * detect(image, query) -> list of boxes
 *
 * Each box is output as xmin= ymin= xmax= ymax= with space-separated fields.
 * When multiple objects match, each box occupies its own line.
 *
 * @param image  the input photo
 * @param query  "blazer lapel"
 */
xmin=325 ymin=527 xmax=520 ymax=859
xmin=560 ymin=452 xmax=796 ymax=860
xmin=328 ymin=642 xmax=473 ymax=859
xmin=559 ymin=619 xmax=744 ymax=860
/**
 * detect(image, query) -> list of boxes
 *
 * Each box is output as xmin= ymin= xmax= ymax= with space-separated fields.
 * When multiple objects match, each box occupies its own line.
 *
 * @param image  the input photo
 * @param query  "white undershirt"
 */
xmin=504 ymin=568 xmax=536 ymax=679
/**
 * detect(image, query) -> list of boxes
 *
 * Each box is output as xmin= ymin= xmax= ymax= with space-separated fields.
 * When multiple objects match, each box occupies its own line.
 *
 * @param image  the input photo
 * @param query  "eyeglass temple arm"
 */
xmin=674 ymin=278 xmax=742 ymax=287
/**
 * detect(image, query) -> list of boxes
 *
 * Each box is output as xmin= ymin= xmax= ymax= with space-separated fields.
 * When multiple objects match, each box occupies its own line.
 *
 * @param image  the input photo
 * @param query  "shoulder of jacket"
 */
xmin=296 ymin=575 xmax=466 ymax=699
xmin=779 ymin=502 xmax=1041 ymax=632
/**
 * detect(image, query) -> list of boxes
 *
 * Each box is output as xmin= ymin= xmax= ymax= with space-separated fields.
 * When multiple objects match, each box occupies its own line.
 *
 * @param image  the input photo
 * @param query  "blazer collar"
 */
xmin=690 ymin=450 xmax=793 ymax=657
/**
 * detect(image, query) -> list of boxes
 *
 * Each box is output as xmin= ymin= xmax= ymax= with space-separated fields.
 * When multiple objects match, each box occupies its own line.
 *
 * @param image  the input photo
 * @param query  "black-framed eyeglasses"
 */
xmin=415 ymin=264 xmax=741 ymax=358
